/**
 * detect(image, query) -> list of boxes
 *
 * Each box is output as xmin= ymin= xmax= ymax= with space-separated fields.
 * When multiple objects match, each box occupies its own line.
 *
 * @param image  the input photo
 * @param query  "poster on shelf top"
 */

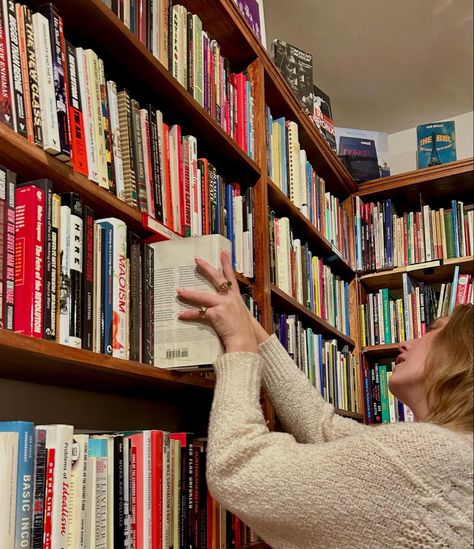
xmin=233 ymin=0 xmax=267 ymax=49
xmin=416 ymin=121 xmax=456 ymax=169
xmin=335 ymin=127 xmax=391 ymax=183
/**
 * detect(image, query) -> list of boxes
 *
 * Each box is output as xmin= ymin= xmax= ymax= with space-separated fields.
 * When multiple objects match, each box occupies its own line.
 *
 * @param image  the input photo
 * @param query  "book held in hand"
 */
xmin=152 ymin=234 xmax=232 ymax=369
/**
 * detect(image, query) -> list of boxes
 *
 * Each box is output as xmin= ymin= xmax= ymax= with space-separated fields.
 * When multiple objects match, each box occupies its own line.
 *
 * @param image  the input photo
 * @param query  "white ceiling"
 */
xmin=263 ymin=0 xmax=474 ymax=134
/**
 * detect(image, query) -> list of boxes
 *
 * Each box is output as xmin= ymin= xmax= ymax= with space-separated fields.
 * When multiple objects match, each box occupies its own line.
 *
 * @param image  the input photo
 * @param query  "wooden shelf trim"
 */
xmin=51 ymin=0 xmax=260 ymax=184
xmin=267 ymin=179 xmax=354 ymax=278
xmin=0 ymin=330 xmax=215 ymax=393
xmin=241 ymin=543 xmax=268 ymax=549
xmin=270 ymin=284 xmax=355 ymax=347
xmin=362 ymin=343 xmax=400 ymax=358
xmin=335 ymin=408 xmax=364 ymax=420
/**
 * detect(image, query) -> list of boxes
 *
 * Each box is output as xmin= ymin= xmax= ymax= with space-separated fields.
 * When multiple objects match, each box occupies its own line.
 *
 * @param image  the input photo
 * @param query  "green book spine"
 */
xmin=378 ymin=364 xmax=390 ymax=423
xmin=382 ymin=288 xmax=391 ymax=344
xmin=445 ymin=211 xmax=454 ymax=258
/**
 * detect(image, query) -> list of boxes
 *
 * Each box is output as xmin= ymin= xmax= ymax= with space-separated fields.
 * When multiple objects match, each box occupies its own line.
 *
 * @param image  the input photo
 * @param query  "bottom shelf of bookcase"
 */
xmin=0 ymin=330 xmax=214 ymax=396
xmin=362 ymin=343 xmax=400 ymax=359
xmin=242 ymin=542 xmax=269 ymax=549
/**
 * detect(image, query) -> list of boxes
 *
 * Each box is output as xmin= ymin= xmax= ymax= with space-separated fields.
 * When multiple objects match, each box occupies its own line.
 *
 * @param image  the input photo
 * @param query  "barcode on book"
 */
xmin=166 ymin=348 xmax=189 ymax=359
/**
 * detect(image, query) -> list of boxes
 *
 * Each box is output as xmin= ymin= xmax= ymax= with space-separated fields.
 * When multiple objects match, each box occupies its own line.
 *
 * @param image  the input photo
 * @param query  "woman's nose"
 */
xmin=399 ymin=339 xmax=414 ymax=353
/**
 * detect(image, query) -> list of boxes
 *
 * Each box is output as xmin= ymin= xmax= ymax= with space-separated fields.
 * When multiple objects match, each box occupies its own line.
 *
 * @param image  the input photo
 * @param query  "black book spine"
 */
xmin=218 ymin=175 xmax=226 ymax=237
xmin=130 ymin=98 xmax=148 ymax=211
xmin=167 ymin=0 xmax=173 ymax=73
xmin=62 ymin=193 xmax=83 ymax=343
xmin=373 ymin=294 xmax=380 ymax=345
xmin=114 ymin=435 xmax=126 ymax=549
xmin=23 ymin=6 xmax=43 ymax=146
xmin=371 ymin=363 xmax=382 ymax=423
xmin=0 ymin=166 xmax=7 ymax=329
xmin=191 ymin=442 xmax=200 ymax=548
xmin=268 ymin=209 xmax=275 ymax=284
xmin=6 ymin=0 xmax=27 ymax=137
xmin=142 ymin=243 xmax=154 ymax=364
xmin=0 ymin=167 xmax=15 ymax=330
xmin=38 ymin=3 xmax=70 ymax=160
xmin=178 ymin=435 xmax=191 ymax=549
xmin=208 ymin=163 xmax=217 ymax=234
xmin=186 ymin=439 xmax=194 ymax=549
xmin=0 ymin=1 xmax=14 ymax=128
xmin=81 ymin=206 xmax=94 ymax=350
xmin=129 ymin=241 xmax=142 ymax=362
xmin=31 ymin=428 xmax=47 ymax=549
xmin=146 ymin=105 xmax=163 ymax=221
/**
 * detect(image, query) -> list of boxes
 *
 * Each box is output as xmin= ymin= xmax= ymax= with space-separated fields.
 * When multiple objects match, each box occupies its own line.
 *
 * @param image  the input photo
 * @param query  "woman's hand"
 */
xmin=176 ymin=250 xmax=259 ymax=354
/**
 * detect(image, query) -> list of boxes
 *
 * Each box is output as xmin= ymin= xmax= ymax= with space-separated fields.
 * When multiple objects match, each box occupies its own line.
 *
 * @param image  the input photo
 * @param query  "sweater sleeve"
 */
xmin=259 ymin=334 xmax=367 ymax=443
xmin=207 ymin=353 xmax=412 ymax=548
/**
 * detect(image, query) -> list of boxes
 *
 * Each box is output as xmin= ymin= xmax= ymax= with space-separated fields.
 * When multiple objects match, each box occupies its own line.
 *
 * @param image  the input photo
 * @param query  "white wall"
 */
xmin=388 ymin=111 xmax=473 ymax=175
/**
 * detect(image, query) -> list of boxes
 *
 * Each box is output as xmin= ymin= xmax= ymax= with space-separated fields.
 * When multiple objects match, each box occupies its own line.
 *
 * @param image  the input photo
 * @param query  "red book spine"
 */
xmin=14 ymin=185 xmax=45 ymax=337
xmin=456 ymin=274 xmax=470 ymax=305
xmin=176 ymin=127 xmax=186 ymax=237
xmin=207 ymin=492 xmax=213 ymax=549
xmin=162 ymin=123 xmax=173 ymax=230
xmin=235 ymin=74 xmax=246 ymax=150
xmin=182 ymin=137 xmax=191 ymax=237
xmin=130 ymin=434 xmax=144 ymax=549
xmin=0 ymin=1 xmax=14 ymax=128
xmin=43 ymin=448 xmax=55 ymax=549
xmin=151 ymin=431 xmax=163 ymax=549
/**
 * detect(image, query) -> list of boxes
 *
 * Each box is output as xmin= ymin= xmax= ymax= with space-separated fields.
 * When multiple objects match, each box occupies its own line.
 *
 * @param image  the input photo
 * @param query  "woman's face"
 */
xmin=389 ymin=318 xmax=449 ymax=407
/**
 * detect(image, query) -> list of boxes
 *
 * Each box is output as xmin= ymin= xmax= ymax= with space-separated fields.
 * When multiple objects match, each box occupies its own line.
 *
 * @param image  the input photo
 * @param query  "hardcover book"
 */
xmin=311 ymin=85 xmax=336 ymax=153
xmin=416 ymin=121 xmax=456 ymax=169
xmin=272 ymin=39 xmax=313 ymax=115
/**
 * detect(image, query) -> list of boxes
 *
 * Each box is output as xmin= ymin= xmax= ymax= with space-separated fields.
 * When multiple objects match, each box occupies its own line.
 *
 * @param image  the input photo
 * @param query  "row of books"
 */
xmin=0 ymin=421 xmax=258 ymax=549
xmin=265 ymin=107 xmax=351 ymax=260
xmin=0 ymin=3 xmax=255 ymax=236
xmin=363 ymin=362 xmax=415 ymax=424
xmin=355 ymin=197 xmax=474 ymax=272
xmin=101 ymin=0 xmax=256 ymax=158
xmin=0 ymin=168 xmax=254 ymax=363
xmin=269 ymin=213 xmax=351 ymax=336
xmin=273 ymin=313 xmax=361 ymax=414
xmin=360 ymin=268 xmax=472 ymax=347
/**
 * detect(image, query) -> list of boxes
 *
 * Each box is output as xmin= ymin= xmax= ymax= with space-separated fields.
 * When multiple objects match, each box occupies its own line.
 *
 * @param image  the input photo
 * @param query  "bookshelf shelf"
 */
xmin=241 ymin=543 xmax=268 ymax=549
xmin=50 ymin=0 xmax=261 ymax=184
xmin=235 ymin=272 xmax=253 ymax=289
xmin=359 ymin=256 xmax=474 ymax=291
xmin=270 ymin=284 xmax=355 ymax=347
xmin=362 ymin=343 xmax=400 ymax=358
xmin=335 ymin=408 xmax=365 ymax=420
xmin=0 ymin=330 xmax=215 ymax=396
xmin=267 ymin=179 xmax=354 ymax=278
xmin=356 ymin=158 xmax=474 ymax=206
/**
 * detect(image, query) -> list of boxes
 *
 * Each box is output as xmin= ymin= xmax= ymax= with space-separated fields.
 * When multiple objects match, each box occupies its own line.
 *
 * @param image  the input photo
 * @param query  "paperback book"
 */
xmin=417 ymin=121 xmax=456 ymax=169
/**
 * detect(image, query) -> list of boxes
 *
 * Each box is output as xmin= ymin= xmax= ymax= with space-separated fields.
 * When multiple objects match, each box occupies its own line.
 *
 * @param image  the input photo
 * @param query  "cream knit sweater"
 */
xmin=207 ymin=335 xmax=474 ymax=549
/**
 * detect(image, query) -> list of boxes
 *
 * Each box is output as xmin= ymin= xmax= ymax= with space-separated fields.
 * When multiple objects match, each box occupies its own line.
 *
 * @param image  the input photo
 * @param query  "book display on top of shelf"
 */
xmin=335 ymin=127 xmax=391 ymax=183
xmin=233 ymin=0 xmax=267 ymax=49
xmin=310 ymin=85 xmax=337 ymax=154
xmin=417 ymin=121 xmax=456 ymax=169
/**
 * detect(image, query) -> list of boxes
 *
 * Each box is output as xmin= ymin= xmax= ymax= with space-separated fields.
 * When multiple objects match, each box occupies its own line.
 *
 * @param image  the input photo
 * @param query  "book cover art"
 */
xmin=272 ymin=39 xmax=313 ymax=115
xmin=335 ymin=127 xmax=390 ymax=182
xmin=310 ymin=85 xmax=336 ymax=153
xmin=417 ymin=121 xmax=456 ymax=169
xmin=234 ymin=0 xmax=266 ymax=48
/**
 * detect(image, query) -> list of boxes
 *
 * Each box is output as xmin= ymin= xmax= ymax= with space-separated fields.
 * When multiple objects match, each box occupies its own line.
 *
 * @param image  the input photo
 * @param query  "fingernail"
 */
xmin=176 ymin=288 xmax=182 ymax=293
xmin=195 ymin=257 xmax=201 ymax=263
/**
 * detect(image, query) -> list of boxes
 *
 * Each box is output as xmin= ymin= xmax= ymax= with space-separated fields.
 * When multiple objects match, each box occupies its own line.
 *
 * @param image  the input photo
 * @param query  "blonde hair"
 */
xmin=425 ymin=304 xmax=474 ymax=432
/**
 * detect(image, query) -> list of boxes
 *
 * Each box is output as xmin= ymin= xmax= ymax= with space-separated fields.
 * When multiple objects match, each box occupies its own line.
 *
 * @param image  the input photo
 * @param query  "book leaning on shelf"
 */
xmin=360 ymin=267 xmax=472 ymax=347
xmin=354 ymin=196 xmax=474 ymax=273
xmin=273 ymin=312 xmax=361 ymax=414
xmin=0 ymin=421 xmax=260 ymax=549
xmin=265 ymin=106 xmax=352 ymax=262
xmin=0 ymin=166 xmax=254 ymax=366
xmin=364 ymin=362 xmax=415 ymax=425
xmin=269 ymin=211 xmax=350 ymax=336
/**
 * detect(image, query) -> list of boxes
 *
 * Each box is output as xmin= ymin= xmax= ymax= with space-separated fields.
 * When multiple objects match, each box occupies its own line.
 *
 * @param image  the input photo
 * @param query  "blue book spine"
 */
xmin=451 ymin=200 xmax=460 ymax=257
xmin=98 ymin=221 xmax=114 ymax=355
xmin=449 ymin=265 xmax=460 ymax=313
xmin=0 ymin=421 xmax=34 ymax=549
xmin=306 ymin=162 xmax=313 ymax=221
xmin=89 ymin=438 xmax=108 ymax=458
xmin=397 ymin=400 xmax=405 ymax=422
xmin=225 ymin=185 xmax=235 ymax=267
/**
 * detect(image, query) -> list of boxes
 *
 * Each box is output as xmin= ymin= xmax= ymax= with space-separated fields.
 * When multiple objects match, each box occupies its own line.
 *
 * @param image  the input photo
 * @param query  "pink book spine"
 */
xmin=129 ymin=434 xmax=144 ymax=549
xmin=14 ymin=185 xmax=45 ymax=337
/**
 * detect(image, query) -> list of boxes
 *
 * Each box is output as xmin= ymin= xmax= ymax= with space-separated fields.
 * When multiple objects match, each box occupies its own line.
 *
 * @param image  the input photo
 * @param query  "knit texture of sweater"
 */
xmin=206 ymin=335 xmax=474 ymax=549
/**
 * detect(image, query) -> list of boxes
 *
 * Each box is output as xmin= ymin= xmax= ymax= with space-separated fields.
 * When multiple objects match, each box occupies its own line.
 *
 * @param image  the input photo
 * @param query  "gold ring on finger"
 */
xmin=217 ymin=280 xmax=232 ymax=293
xmin=199 ymin=306 xmax=208 ymax=318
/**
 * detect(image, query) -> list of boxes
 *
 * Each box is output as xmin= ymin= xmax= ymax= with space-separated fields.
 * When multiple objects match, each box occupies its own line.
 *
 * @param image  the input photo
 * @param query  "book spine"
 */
xmin=140 ymin=108 xmax=155 ymax=217
xmin=99 ymin=221 xmax=114 ymax=355
xmin=147 ymin=105 xmax=163 ymax=221
xmin=14 ymin=186 xmax=44 ymax=337
xmin=32 ymin=12 xmax=60 ymax=155
xmin=0 ymin=0 xmax=14 ymax=128
xmin=59 ymin=201 xmax=71 ymax=345
xmin=43 ymin=448 xmax=55 ymax=549
xmin=107 ymin=81 xmax=126 ymax=201
xmin=16 ymin=3 xmax=33 ymax=140
xmin=99 ymin=58 xmax=114 ymax=192
xmin=113 ymin=436 xmax=126 ymax=549
xmin=142 ymin=243 xmax=154 ymax=364
xmin=0 ymin=167 xmax=15 ymax=330
xmin=111 ymin=219 xmax=127 ymax=358
xmin=6 ymin=0 xmax=26 ymax=136
xmin=65 ymin=193 xmax=83 ymax=347
xmin=378 ymin=364 xmax=390 ymax=423
xmin=131 ymin=99 xmax=148 ymax=211
xmin=118 ymin=90 xmax=137 ymax=207
xmin=82 ymin=206 xmax=95 ymax=350
xmin=68 ymin=434 xmax=89 ymax=549
xmin=129 ymin=242 xmax=141 ymax=362
xmin=66 ymin=41 xmax=88 ymax=176
xmin=31 ymin=428 xmax=47 ymax=549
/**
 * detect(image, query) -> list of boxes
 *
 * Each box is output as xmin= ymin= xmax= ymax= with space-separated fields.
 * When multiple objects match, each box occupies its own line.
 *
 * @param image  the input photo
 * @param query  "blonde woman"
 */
xmin=177 ymin=252 xmax=473 ymax=549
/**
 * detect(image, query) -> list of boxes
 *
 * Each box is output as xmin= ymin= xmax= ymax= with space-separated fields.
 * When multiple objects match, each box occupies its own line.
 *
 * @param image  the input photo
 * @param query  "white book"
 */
xmin=171 ymin=6 xmax=181 ymax=85
xmin=59 ymin=204 xmax=71 ymax=346
xmin=276 ymin=217 xmax=292 ymax=295
xmin=286 ymin=121 xmax=301 ymax=209
xmin=32 ymin=12 xmax=61 ymax=155
xmin=37 ymin=425 xmax=74 ymax=549
xmin=168 ymin=125 xmax=182 ymax=235
xmin=233 ymin=195 xmax=244 ymax=273
xmin=76 ymin=48 xmax=99 ymax=183
xmin=404 ymin=404 xmax=415 ymax=422
xmin=90 ymin=435 xmax=114 ymax=549
xmin=299 ymin=149 xmax=308 ymax=217
xmin=151 ymin=0 xmax=159 ymax=57
xmin=140 ymin=109 xmax=154 ymax=217
xmin=95 ymin=218 xmax=128 ymax=358
xmin=68 ymin=434 xmax=89 ymax=549
xmin=0 ymin=431 xmax=19 ymax=548
xmin=84 ymin=456 xmax=96 ymax=549
xmin=293 ymin=238 xmax=303 ymax=304
xmin=85 ymin=50 xmax=108 ymax=189
xmin=192 ymin=14 xmax=203 ymax=106
xmin=247 ymin=199 xmax=254 ymax=278
xmin=107 ymin=81 xmax=126 ymax=201
xmin=123 ymin=0 xmax=130 ymax=28
xmin=151 ymin=234 xmax=232 ymax=368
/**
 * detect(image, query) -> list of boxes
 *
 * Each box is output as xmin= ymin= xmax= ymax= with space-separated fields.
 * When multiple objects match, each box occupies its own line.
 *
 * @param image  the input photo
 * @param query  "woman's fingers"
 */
xmin=177 ymin=309 xmax=201 ymax=321
xmin=220 ymin=250 xmax=239 ymax=294
xmin=176 ymin=288 xmax=222 ymax=307
xmin=195 ymin=257 xmax=226 ymax=289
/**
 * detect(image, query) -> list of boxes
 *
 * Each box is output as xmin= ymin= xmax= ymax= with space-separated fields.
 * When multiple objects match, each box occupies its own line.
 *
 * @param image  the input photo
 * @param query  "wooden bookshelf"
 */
xmin=270 ymin=284 xmax=355 ymax=348
xmin=362 ymin=343 xmax=400 ymax=358
xmin=335 ymin=408 xmax=365 ymax=421
xmin=267 ymin=178 xmax=355 ymax=278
